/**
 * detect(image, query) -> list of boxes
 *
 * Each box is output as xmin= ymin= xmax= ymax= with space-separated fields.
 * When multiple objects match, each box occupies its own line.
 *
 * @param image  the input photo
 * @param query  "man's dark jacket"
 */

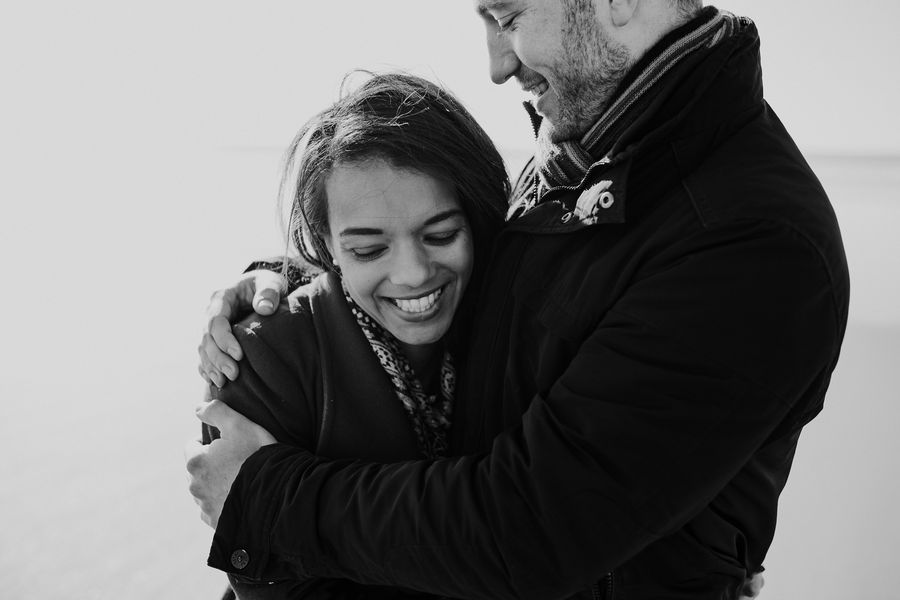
xmin=209 ymin=15 xmax=849 ymax=600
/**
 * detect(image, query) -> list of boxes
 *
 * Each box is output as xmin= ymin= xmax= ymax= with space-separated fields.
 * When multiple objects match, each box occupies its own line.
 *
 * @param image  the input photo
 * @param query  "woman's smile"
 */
xmin=382 ymin=284 xmax=446 ymax=316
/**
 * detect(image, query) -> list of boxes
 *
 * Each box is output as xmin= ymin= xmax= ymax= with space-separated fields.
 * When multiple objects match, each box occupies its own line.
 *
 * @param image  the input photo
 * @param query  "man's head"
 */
xmin=476 ymin=0 xmax=702 ymax=147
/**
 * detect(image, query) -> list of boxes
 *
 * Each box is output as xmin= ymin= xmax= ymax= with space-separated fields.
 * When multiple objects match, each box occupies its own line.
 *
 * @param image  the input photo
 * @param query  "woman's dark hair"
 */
xmin=279 ymin=72 xmax=510 ymax=285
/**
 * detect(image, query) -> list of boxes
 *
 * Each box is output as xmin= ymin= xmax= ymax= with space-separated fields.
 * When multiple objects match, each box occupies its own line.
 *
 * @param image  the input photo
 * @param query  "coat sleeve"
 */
xmin=208 ymin=220 xmax=848 ymax=599
xmin=205 ymin=308 xmax=321 ymax=451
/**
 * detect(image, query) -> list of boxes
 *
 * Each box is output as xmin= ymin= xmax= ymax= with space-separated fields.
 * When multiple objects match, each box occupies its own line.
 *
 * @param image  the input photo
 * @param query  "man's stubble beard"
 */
xmin=536 ymin=0 xmax=631 ymax=169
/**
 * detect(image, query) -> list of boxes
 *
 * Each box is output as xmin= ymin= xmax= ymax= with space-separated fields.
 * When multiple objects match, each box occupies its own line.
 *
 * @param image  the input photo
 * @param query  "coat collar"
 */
xmin=506 ymin=15 xmax=762 ymax=235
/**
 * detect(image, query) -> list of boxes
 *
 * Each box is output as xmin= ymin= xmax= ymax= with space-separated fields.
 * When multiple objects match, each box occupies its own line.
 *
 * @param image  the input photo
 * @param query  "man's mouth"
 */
xmin=522 ymin=78 xmax=549 ymax=99
xmin=385 ymin=285 xmax=445 ymax=314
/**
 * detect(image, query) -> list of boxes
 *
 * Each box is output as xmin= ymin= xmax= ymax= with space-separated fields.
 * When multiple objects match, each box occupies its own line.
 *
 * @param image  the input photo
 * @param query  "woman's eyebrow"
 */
xmin=339 ymin=227 xmax=383 ymax=238
xmin=339 ymin=209 xmax=463 ymax=238
xmin=423 ymin=209 xmax=464 ymax=227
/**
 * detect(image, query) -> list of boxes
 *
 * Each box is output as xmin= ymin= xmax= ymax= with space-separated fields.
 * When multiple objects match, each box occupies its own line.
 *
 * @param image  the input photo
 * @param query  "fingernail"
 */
xmin=222 ymin=364 xmax=236 ymax=379
xmin=258 ymin=299 xmax=274 ymax=312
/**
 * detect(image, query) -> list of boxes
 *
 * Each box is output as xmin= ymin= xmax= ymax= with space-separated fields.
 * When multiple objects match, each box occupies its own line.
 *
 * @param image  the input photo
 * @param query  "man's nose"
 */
xmin=486 ymin=30 xmax=520 ymax=84
xmin=389 ymin=243 xmax=436 ymax=288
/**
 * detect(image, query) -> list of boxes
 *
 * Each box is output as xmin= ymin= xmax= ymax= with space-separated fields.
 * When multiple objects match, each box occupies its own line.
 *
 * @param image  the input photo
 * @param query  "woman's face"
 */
xmin=323 ymin=159 xmax=474 ymax=347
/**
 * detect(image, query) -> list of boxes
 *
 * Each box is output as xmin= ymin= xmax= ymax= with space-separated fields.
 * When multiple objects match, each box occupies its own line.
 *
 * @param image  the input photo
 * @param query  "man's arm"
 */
xmin=200 ymin=257 xmax=318 ymax=387
xmin=205 ymin=221 xmax=847 ymax=599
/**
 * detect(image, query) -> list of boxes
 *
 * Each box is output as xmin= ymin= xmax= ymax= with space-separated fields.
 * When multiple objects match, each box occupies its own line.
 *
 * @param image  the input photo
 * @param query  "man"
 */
xmin=187 ymin=1 xmax=849 ymax=598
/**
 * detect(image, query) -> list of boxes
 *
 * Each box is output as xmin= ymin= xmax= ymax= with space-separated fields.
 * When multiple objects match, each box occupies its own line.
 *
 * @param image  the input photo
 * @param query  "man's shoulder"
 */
xmin=679 ymin=119 xmax=838 ymax=247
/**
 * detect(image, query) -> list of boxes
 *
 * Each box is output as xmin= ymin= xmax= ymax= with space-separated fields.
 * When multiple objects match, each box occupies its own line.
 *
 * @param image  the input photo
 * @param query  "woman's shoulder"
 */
xmin=232 ymin=271 xmax=352 ymax=358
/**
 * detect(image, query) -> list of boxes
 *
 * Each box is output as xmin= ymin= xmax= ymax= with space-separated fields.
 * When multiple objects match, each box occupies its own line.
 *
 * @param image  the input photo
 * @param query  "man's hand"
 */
xmin=739 ymin=571 xmax=764 ymax=598
xmin=185 ymin=399 xmax=277 ymax=529
xmin=199 ymin=269 xmax=287 ymax=386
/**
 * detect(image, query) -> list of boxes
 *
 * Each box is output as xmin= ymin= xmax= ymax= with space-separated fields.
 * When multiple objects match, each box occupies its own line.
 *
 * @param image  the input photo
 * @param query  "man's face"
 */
xmin=476 ymin=0 xmax=630 ymax=144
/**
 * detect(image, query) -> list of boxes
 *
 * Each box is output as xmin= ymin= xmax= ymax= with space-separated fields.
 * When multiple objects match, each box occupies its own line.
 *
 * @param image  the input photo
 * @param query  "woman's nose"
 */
xmin=486 ymin=30 xmax=520 ymax=85
xmin=388 ymin=244 xmax=436 ymax=288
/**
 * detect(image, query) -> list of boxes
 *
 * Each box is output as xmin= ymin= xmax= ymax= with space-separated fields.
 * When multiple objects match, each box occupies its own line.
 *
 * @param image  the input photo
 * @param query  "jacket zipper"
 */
xmin=591 ymin=572 xmax=614 ymax=600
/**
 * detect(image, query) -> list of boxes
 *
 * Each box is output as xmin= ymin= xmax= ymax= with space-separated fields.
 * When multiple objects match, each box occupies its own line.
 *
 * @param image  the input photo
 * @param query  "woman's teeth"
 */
xmin=390 ymin=287 xmax=443 ymax=314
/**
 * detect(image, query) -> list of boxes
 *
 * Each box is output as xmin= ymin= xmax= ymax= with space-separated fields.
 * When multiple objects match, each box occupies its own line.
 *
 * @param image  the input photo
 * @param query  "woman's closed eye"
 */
xmin=348 ymin=246 xmax=387 ymax=261
xmin=425 ymin=229 xmax=462 ymax=245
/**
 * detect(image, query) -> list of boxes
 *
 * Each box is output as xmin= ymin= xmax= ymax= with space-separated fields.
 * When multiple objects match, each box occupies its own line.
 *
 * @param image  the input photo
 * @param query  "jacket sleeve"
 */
xmin=208 ymin=220 xmax=848 ymax=599
xmin=206 ymin=309 xmax=321 ymax=451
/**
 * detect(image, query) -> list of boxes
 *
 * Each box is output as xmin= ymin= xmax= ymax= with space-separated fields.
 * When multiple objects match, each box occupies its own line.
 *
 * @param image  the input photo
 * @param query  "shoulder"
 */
xmin=680 ymin=110 xmax=835 ymax=237
xmin=670 ymin=115 xmax=848 ymax=306
xmin=233 ymin=271 xmax=363 ymax=367
xmin=233 ymin=272 xmax=336 ymax=348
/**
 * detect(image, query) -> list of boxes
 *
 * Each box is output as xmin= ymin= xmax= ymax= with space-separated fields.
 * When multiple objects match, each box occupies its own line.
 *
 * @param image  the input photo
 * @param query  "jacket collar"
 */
xmin=507 ymin=13 xmax=762 ymax=234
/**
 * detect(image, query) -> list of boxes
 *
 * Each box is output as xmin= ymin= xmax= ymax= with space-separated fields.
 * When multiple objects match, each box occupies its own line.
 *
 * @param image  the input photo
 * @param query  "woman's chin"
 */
xmin=388 ymin=321 xmax=451 ymax=348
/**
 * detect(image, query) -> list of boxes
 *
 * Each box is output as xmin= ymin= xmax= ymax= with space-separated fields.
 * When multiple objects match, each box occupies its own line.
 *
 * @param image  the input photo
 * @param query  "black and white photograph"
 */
xmin=2 ymin=1 xmax=897 ymax=598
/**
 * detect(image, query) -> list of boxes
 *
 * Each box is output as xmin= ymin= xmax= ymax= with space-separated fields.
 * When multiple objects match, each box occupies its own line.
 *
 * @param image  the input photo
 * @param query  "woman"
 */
xmin=204 ymin=73 xmax=509 ymax=598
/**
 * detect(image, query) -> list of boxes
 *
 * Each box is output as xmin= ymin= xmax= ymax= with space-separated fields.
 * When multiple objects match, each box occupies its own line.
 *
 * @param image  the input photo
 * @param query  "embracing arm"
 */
xmin=209 ymin=222 xmax=848 ymax=599
xmin=199 ymin=257 xmax=317 ymax=388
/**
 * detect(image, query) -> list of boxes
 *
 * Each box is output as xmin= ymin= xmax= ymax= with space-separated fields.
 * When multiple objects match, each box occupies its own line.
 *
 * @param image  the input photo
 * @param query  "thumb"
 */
xmin=252 ymin=270 xmax=287 ymax=315
xmin=195 ymin=399 xmax=239 ymax=434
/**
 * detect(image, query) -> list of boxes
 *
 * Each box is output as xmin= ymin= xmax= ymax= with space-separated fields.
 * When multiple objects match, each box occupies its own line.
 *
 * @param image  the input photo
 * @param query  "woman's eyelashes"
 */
xmin=424 ymin=229 xmax=462 ymax=245
xmin=344 ymin=230 xmax=463 ymax=262
xmin=348 ymin=246 xmax=387 ymax=261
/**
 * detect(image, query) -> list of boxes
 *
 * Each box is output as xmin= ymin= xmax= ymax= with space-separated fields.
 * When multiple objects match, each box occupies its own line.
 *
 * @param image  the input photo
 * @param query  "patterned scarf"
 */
xmin=343 ymin=287 xmax=454 ymax=459
xmin=537 ymin=8 xmax=742 ymax=194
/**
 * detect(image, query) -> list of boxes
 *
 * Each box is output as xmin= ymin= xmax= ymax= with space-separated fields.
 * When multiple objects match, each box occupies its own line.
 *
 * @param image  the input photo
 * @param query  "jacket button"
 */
xmin=599 ymin=191 xmax=614 ymax=208
xmin=231 ymin=549 xmax=250 ymax=570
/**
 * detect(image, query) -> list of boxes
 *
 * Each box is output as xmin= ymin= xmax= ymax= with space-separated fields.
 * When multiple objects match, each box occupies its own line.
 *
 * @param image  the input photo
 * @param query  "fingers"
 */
xmin=741 ymin=573 xmax=764 ymax=599
xmin=195 ymin=398 xmax=241 ymax=433
xmin=208 ymin=313 xmax=243 ymax=363
xmin=184 ymin=438 xmax=219 ymax=530
xmin=195 ymin=399 xmax=278 ymax=447
xmin=184 ymin=438 xmax=208 ymax=473
xmin=205 ymin=285 xmax=245 ymax=362
xmin=198 ymin=336 xmax=232 ymax=387
xmin=198 ymin=270 xmax=287 ymax=386
xmin=251 ymin=270 xmax=288 ymax=315
xmin=205 ymin=314 xmax=242 ymax=385
xmin=199 ymin=509 xmax=217 ymax=530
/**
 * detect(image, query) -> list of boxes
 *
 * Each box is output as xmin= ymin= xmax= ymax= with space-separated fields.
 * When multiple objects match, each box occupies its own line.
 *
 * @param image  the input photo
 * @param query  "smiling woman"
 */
xmin=201 ymin=72 xmax=509 ymax=599
xmin=325 ymin=162 xmax=473 ymax=364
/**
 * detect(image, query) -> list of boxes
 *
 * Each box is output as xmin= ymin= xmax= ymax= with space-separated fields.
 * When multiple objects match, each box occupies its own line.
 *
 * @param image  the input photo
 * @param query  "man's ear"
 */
xmin=609 ymin=0 xmax=638 ymax=27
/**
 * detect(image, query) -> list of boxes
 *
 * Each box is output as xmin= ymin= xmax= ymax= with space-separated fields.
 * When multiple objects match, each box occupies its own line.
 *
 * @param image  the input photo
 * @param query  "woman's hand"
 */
xmin=199 ymin=269 xmax=287 ymax=386
xmin=185 ymin=399 xmax=277 ymax=529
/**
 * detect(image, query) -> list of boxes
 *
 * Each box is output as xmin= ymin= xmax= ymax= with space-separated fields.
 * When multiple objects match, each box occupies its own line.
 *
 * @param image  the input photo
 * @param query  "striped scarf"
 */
xmin=538 ymin=8 xmax=741 ymax=193
xmin=343 ymin=287 xmax=454 ymax=459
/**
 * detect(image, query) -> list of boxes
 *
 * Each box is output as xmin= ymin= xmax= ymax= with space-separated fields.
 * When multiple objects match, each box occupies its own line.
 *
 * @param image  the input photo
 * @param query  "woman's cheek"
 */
xmin=453 ymin=231 xmax=476 ymax=289
xmin=341 ymin=261 xmax=380 ymax=304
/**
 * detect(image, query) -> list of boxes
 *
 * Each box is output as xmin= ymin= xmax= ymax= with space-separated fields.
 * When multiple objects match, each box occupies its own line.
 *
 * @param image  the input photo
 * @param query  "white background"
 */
xmin=1 ymin=2 xmax=898 ymax=598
